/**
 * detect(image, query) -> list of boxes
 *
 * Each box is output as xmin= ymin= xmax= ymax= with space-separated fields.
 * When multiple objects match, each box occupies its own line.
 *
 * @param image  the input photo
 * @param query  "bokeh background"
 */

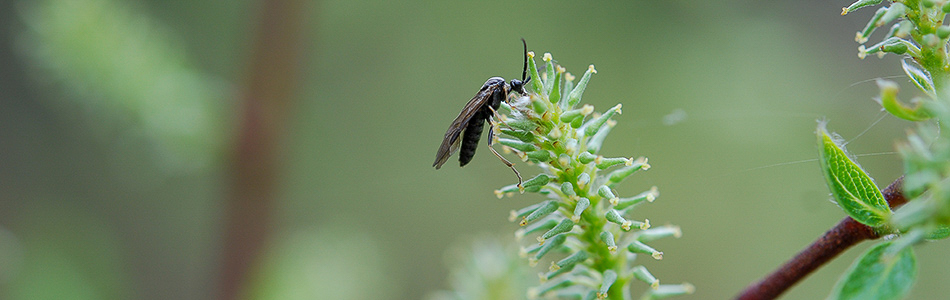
xmin=1 ymin=0 xmax=946 ymax=299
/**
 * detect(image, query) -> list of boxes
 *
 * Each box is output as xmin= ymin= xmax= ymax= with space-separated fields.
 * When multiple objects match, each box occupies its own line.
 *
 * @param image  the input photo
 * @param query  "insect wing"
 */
xmin=433 ymin=83 xmax=500 ymax=169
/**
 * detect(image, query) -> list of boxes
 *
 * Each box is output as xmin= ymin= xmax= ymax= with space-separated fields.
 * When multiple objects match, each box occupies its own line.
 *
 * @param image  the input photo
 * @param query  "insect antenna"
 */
xmin=520 ymin=38 xmax=528 ymax=83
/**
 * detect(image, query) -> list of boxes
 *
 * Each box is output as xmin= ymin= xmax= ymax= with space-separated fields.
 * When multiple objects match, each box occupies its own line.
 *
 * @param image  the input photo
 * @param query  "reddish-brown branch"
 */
xmin=217 ymin=1 xmax=306 ymax=299
xmin=735 ymin=177 xmax=907 ymax=300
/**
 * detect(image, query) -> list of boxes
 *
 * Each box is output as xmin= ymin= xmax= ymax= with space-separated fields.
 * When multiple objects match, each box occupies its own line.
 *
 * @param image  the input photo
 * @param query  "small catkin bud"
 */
xmin=615 ymin=186 xmax=659 ymax=210
xmin=877 ymin=3 xmax=905 ymax=27
xmin=597 ymin=270 xmax=618 ymax=299
xmin=534 ymin=233 xmax=567 ymax=260
xmin=631 ymin=266 xmax=660 ymax=289
xmin=841 ymin=0 xmax=883 ymax=15
xmin=596 ymin=157 xmax=631 ymax=169
xmin=521 ymin=243 xmax=542 ymax=258
xmin=600 ymin=231 xmax=617 ymax=253
xmin=552 ymin=250 xmax=588 ymax=271
xmin=605 ymin=209 xmax=633 ymax=231
xmin=522 ymin=174 xmax=552 ymax=190
xmin=564 ymin=65 xmax=597 ymax=109
xmin=510 ymin=202 xmax=544 ymax=222
xmin=577 ymin=173 xmax=591 ymax=189
xmin=557 ymin=153 xmax=571 ymax=168
xmin=608 ymin=157 xmax=650 ymax=184
xmin=598 ymin=186 xmax=618 ymax=204
xmin=583 ymin=104 xmax=623 ymax=137
xmin=495 ymin=183 xmax=521 ymax=198
xmin=857 ymin=7 xmax=887 ymax=43
xmin=560 ymin=182 xmax=576 ymax=196
xmin=500 ymin=128 xmax=535 ymax=143
xmin=572 ymin=197 xmax=590 ymax=222
xmin=518 ymin=218 xmax=559 ymax=240
xmin=498 ymin=138 xmax=538 ymax=152
xmin=636 ymin=225 xmax=683 ymax=242
xmin=522 ymin=200 xmax=559 ymax=226
xmin=548 ymin=65 xmax=565 ymax=105
xmin=539 ymin=218 xmax=575 ymax=244
xmin=628 ymin=240 xmax=664 ymax=260
xmin=526 ymin=150 xmax=553 ymax=163
xmin=578 ymin=152 xmax=598 ymax=164
xmin=542 ymin=263 xmax=573 ymax=281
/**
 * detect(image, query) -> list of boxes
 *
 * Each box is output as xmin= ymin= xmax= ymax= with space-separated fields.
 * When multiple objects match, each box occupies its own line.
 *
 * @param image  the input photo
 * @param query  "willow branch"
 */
xmin=217 ymin=1 xmax=305 ymax=299
xmin=735 ymin=176 xmax=906 ymax=300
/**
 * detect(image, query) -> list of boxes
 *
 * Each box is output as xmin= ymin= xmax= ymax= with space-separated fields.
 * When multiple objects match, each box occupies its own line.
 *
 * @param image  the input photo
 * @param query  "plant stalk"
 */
xmin=735 ymin=177 xmax=906 ymax=300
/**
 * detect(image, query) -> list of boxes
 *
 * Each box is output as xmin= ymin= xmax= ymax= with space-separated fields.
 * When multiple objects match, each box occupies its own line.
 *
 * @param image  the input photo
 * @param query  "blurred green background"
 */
xmin=1 ymin=0 xmax=946 ymax=299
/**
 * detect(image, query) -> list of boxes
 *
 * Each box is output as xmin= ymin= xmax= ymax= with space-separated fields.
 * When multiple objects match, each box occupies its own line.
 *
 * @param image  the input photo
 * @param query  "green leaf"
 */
xmin=900 ymin=60 xmax=936 ymax=96
xmin=876 ymin=79 xmax=930 ymax=122
xmin=828 ymin=242 xmax=917 ymax=300
xmin=817 ymin=122 xmax=892 ymax=227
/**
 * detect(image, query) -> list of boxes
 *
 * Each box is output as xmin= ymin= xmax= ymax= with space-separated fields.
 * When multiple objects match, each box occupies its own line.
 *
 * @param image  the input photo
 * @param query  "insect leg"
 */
xmin=487 ymin=106 xmax=517 ymax=132
xmin=487 ymin=122 xmax=524 ymax=191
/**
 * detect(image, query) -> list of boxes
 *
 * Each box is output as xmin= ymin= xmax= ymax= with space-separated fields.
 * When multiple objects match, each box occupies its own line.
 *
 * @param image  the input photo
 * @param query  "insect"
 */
xmin=433 ymin=39 xmax=531 ymax=187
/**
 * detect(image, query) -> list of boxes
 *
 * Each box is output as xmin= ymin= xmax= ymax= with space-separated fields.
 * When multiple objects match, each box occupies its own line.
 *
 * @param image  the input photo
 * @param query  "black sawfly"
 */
xmin=433 ymin=39 xmax=531 ymax=187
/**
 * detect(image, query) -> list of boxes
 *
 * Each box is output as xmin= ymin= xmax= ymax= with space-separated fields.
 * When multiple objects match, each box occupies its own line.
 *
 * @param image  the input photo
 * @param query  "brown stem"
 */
xmin=217 ymin=1 xmax=306 ymax=299
xmin=735 ymin=177 xmax=907 ymax=300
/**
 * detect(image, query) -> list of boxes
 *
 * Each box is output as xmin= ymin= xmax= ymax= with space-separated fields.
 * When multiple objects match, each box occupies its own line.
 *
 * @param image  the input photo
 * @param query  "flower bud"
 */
xmin=560 ymin=182 xmax=576 ymax=196
xmin=572 ymin=197 xmax=590 ymax=223
xmin=526 ymin=150 xmax=553 ymax=163
xmin=526 ymin=51 xmax=543 ymax=95
xmin=598 ymin=185 xmax=618 ymax=204
xmin=522 ymin=174 xmax=552 ymax=190
xmin=518 ymin=217 xmax=559 ymax=240
xmin=608 ymin=157 xmax=650 ymax=185
xmin=596 ymin=157 xmax=632 ymax=170
xmin=578 ymin=152 xmax=598 ymax=164
xmin=564 ymin=65 xmax=597 ymax=110
xmin=628 ymin=240 xmax=664 ymax=260
xmin=600 ymin=231 xmax=617 ymax=253
xmin=583 ymin=104 xmax=623 ymax=137
xmin=522 ymin=200 xmax=558 ymax=226
xmin=534 ymin=232 xmax=567 ymax=260
xmin=631 ymin=266 xmax=659 ymax=289
xmin=500 ymin=128 xmax=535 ymax=143
xmin=498 ymin=138 xmax=537 ymax=152
xmin=615 ymin=186 xmax=658 ymax=210
xmin=635 ymin=225 xmax=683 ymax=242
xmin=877 ymin=3 xmax=905 ymax=27
xmin=552 ymin=250 xmax=588 ymax=271
xmin=605 ymin=209 xmax=633 ymax=231
xmin=857 ymin=7 xmax=887 ymax=43
xmin=539 ymin=218 xmax=575 ymax=244
xmin=597 ymin=270 xmax=618 ymax=299
xmin=577 ymin=173 xmax=591 ymax=189
xmin=510 ymin=202 xmax=544 ymax=222
xmin=841 ymin=0 xmax=883 ymax=15
xmin=560 ymin=104 xmax=594 ymax=123
xmin=548 ymin=65 xmax=565 ymax=104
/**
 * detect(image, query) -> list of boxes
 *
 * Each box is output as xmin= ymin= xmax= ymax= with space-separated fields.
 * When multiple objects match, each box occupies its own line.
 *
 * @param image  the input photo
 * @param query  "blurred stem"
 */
xmin=218 ymin=1 xmax=306 ymax=300
xmin=735 ymin=177 xmax=907 ymax=300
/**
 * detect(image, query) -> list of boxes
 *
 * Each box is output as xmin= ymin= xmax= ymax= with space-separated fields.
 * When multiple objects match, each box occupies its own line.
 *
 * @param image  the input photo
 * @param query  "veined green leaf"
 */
xmin=817 ymin=122 xmax=892 ymax=227
xmin=828 ymin=242 xmax=917 ymax=300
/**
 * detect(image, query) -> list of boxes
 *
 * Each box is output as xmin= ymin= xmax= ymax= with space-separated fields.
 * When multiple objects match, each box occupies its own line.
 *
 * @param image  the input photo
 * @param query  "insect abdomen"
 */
xmin=458 ymin=110 xmax=487 ymax=167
